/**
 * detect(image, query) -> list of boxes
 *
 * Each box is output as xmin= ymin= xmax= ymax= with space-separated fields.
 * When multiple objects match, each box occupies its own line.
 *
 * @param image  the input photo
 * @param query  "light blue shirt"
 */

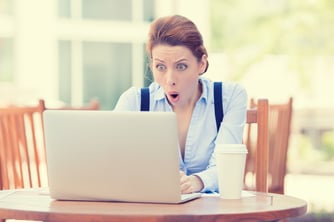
xmin=114 ymin=77 xmax=247 ymax=192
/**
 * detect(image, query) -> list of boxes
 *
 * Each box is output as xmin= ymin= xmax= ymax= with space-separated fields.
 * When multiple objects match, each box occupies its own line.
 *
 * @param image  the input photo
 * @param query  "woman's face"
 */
xmin=151 ymin=44 xmax=207 ymax=108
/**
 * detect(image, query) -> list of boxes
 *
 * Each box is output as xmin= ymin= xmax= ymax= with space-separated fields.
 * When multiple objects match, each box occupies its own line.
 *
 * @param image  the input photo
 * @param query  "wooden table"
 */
xmin=0 ymin=188 xmax=307 ymax=222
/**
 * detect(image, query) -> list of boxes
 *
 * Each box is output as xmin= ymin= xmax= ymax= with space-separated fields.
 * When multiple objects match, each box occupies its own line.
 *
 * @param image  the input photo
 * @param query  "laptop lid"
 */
xmin=43 ymin=110 xmax=200 ymax=203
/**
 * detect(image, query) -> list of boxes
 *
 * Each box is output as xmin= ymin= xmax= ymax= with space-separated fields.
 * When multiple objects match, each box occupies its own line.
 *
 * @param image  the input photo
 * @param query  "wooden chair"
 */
xmin=0 ymin=99 xmax=100 ymax=190
xmin=267 ymin=97 xmax=293 ymax=194
xmin=244 ymin=99 xmax=269 ymax=193
xmin=0 ymin=100 xmax=47 ymax=190
xmin=245 ymin=98 xmax=293 ymax=194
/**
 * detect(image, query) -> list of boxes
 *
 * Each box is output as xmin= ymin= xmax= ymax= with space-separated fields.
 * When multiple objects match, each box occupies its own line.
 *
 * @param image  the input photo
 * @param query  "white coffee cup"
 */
xmin=214 ymin=144 xmax=248 ymax=199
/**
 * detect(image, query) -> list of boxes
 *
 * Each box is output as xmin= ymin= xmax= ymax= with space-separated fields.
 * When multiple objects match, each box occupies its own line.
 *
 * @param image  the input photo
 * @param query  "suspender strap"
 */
xmin=214 ymin=82 xmax=224 ymax=132
xmin=140 ymin=87 xmax=150 ymax=111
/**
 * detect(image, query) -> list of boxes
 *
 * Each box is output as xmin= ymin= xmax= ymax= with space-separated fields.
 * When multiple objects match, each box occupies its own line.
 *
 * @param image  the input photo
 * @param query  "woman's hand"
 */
xmin=179 ymin=171 xmax=204 ymax=194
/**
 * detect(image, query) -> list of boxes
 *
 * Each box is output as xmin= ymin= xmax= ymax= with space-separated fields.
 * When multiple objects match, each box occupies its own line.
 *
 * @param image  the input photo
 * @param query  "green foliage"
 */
xmin=211 ymin=0 xmax=334 ymax=54
xmin=321 ymin=131 xmax=334 ymax=161
xmin=210 ymin=0 xmax=334 ymax=82
xmin=296 ymin=134 xmax=323 ymax=162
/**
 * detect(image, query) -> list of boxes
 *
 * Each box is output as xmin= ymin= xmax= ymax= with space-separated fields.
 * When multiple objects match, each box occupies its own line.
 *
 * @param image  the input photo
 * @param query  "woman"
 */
xmin=114 ymin=15 xmax=247 ymax=193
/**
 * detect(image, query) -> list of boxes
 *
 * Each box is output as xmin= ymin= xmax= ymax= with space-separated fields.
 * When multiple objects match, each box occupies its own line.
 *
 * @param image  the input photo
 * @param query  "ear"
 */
xmin=199 ymin=54 xmax=208 ymax=75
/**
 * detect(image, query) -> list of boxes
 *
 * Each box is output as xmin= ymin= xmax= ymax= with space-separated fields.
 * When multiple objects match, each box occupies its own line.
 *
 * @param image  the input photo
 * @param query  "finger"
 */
xmin=180 ymin=175 xmax=194 ymax=193
xmin=181 ymin=182 xmax=193 ymax=194
xmin=180 ymin=172 xmax=189 ymax=185
xmin=179 ymin=171 xmax=187 ymax=183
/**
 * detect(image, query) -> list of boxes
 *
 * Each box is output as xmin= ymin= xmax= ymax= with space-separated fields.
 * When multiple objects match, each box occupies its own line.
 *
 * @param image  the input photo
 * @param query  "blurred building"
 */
xmin=0 ymin=0 xmax=210 ymax=109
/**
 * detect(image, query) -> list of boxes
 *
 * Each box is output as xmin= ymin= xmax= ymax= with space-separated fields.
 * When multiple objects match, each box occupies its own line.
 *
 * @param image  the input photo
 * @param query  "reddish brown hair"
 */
xmin=147 ymin=15 xmax=208 ymax=73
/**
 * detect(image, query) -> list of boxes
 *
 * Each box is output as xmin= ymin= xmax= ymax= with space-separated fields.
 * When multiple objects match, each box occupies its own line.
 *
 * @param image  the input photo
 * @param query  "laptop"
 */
xmin=43 ymin=110 xmax=201 ymax=204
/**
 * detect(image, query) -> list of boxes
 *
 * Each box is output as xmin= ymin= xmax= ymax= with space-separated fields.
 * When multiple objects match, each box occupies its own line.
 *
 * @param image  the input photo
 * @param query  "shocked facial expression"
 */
xmin=151 ymin=44 xmax=207 ymax=108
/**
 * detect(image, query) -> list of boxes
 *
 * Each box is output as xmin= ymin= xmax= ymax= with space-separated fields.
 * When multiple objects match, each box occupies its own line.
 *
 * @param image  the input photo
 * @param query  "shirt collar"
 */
xmin=152 ymin=84 xmax=167 ymax=102
xmin=198 ymin=77 xmax=209 ymax=104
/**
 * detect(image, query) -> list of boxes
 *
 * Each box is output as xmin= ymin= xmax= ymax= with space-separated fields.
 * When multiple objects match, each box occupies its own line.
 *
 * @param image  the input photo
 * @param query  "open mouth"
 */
xmin=170 ymin=93 xmax=179 ymax=99
xmin=168 ymin=92 xmax=180 ymax=103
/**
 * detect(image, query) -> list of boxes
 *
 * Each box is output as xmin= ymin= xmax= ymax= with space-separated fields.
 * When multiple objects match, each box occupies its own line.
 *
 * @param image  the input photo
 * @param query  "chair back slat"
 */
xmin=268 ymin=98 xmax=293 ymax=194
xmin=245 ymin=99 xmax=269 ymax=193
xmin=0 ymin=101 xmax=46 ymax=189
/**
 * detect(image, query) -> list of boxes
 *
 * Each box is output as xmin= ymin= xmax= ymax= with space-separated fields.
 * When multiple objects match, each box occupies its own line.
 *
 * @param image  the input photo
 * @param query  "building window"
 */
xmin=0 ymin=0 xmax=13 ymax=15
xmin=82 ymin=0 xmax=132 ymax=21
xmin=143 ymin=0 xmax=155 ymax=22
xmin=58 ymin=40 xmax=134 ymax=110
xmin=58 ymin=40 xmax=72 ymax=104
xmin=56 ymin=0 xmax=152 ymax=108
xmin=82 ymin=42 xmax=132 ymax=110
xmin=0 ymin=38 xmax=13 ymax=82
xmin=58 ymin=0 xmax=71 ymax=18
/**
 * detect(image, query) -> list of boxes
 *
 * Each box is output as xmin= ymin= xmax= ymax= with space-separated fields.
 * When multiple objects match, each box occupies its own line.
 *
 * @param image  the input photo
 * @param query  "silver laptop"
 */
xmin=43 ymin=110 xmax=201 ymax=204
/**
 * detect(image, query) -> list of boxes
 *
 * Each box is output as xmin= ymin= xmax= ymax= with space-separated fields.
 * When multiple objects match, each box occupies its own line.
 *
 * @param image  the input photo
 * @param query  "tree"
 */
xmin=210 ymin=0 xmax=334 ymax=89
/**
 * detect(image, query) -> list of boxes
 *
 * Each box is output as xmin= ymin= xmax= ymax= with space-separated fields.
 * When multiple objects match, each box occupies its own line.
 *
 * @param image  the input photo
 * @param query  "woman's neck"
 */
xmin=173 ymin=80 xmax=202 ymax=112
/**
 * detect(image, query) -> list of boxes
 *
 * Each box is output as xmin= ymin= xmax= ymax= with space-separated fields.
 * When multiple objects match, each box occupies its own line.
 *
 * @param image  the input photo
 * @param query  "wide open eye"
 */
xmin=176 ymin=63 xmax=187 ymax=71
xmin=156 ymin=64 xmax=166 ymax=72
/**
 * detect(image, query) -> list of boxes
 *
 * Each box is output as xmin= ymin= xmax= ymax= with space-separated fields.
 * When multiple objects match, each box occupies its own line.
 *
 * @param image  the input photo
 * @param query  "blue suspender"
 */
xmin=140 ymin=87 xmax=150 ymax=111
xmin=140 ymin=82 xmax=224 ymax=131
xmin=214 ymin=82 xmax=224 ymax=132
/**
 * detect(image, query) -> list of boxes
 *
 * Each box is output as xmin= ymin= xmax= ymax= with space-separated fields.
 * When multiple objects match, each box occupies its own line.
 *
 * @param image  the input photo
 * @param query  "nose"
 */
xmin=166 ymin=70 xmax=176 ymax=86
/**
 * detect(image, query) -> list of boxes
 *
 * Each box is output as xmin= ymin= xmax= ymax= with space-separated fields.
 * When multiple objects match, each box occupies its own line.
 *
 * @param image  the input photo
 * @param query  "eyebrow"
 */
xmin=175 ymin=58 xmax=188 ymax=63
xmin=153 ymin=58 xmax=188 ymax=63
xmin=153 ymin=58 xmax=165 ymax=63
